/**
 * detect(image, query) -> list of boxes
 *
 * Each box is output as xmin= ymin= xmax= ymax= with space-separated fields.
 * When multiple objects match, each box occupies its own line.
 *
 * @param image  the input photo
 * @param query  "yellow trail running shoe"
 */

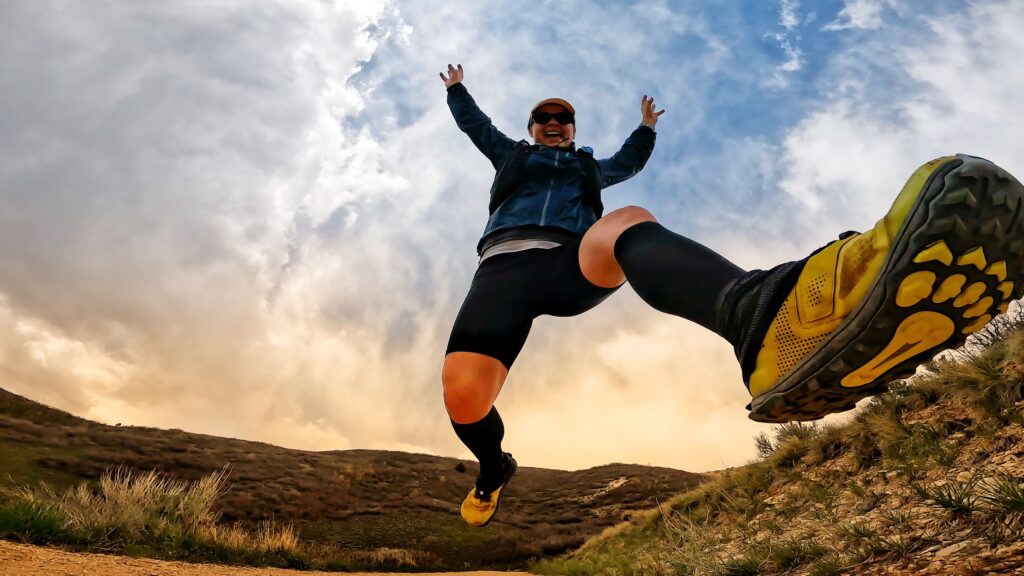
xmin=719 ymin=154 xmax=1024 ymax=422
xmin=460 ymin=452 xmax=517 ymax=527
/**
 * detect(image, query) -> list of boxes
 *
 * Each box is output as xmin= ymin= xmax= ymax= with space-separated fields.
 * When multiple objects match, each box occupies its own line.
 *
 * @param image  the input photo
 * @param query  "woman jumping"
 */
xmin=439 ymin=63 xmax=1024 ymax=527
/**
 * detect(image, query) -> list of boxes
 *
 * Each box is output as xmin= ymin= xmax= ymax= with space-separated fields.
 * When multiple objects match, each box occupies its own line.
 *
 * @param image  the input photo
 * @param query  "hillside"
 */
xmin=0 ymin=387 xmax=702 ymax=571
xmin=533 ymin=314 xmax=1024 ymax=575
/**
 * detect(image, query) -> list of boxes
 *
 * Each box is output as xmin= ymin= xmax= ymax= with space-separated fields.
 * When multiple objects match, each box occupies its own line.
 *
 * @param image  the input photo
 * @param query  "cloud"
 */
xmin=0 ymin=0 xmax=762 ymax=473
xmin=823 ymin=0 xmax=901 ymax=31
xmin=2 ymin=0 xmax=1021 ymax=475
xmin=780 ymin=0 xmax=801 ymax=30
xmin=767 ymin=32 xmax=805 ymax=85
xmin=764 ymin=0 xmax=807 ymax=88
xmin=781 ymin=0 xmax=1024 ymax=237
xmin=0 ymin=0 xmax=410 ymax=449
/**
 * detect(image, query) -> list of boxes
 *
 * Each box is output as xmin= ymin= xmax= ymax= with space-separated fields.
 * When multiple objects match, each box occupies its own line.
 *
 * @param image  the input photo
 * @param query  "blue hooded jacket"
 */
xmin=446 ymin=83 xmax=656 ymax=255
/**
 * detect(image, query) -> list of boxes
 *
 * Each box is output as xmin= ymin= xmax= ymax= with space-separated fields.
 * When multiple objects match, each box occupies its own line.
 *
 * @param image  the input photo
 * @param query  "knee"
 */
xmin=442 ymin=372 xmax=493 ymax=424
xmin=606 ymin=205 xmax=656 ymax=227
xmin=442 ymin=354 xmax=505 ymax=424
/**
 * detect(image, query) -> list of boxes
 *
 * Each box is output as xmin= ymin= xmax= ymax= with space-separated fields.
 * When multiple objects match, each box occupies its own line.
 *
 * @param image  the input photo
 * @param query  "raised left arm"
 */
xmin=596 ymin=96 xmax=664 ymax=187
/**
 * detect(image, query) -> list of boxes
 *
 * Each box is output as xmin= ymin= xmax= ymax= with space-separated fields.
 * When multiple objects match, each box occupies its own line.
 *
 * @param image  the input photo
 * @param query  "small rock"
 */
xmin=935 ymin=540 xmax=970 ymax=558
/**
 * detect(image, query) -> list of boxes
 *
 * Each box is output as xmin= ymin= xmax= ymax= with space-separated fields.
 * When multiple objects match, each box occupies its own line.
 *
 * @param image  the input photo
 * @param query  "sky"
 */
xmin=1 ymin=0 xmax=1022 ymax=473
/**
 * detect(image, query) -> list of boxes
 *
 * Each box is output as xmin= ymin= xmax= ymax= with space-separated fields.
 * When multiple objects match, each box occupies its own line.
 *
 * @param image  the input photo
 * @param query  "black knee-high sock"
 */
xmin=451 ymin=406 xmax=504 ymax=486
xmin=613 ymin=221 xmax=745 ymax=334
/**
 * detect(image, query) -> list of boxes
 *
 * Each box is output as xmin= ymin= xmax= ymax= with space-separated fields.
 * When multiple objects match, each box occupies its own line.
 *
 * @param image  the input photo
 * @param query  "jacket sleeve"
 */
xmin=446 ymin=83 xmax=518 ymax=170
xmin=596 ymin=125 xmax=656 ymax=188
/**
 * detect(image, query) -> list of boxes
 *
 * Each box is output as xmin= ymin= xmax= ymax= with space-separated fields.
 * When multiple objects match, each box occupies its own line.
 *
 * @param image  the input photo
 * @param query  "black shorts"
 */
xmin=445 ymin=239 xmax=621 ymax=369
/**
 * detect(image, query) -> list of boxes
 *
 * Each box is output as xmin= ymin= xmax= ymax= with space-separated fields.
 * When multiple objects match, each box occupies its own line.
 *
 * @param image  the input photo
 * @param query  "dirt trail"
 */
xmin=0 ymin=540 xmax=535 ymax=576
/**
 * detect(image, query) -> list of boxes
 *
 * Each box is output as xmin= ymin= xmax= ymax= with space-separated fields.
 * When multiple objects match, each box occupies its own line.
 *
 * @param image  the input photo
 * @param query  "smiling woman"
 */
xmin=438 ymin=63 xmax=749 ymax=527
xmin=527 ymin=99 xmax=576 ymax=148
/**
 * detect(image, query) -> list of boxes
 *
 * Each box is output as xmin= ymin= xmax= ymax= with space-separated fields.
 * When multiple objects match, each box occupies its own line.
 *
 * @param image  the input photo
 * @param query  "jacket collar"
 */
xmin=533 ymin=142 xmax=576 ymax=152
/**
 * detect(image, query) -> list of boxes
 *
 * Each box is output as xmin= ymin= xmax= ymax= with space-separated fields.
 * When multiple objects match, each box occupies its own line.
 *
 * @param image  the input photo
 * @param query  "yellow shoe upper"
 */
xmin=460 ymin=485 xmax=505 ymax=527
xmin=748 ymin=156 xmax=957 ymax=397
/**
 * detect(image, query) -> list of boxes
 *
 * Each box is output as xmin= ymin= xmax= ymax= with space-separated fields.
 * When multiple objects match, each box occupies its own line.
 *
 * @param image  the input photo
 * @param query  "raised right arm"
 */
xmin=442 ymin=65 xmax=517 ymax=169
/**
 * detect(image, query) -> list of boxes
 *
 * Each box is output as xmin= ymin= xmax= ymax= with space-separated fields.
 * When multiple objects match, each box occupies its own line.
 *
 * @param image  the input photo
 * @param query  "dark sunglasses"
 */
xmin=531 ymin=111 xmax=574 ymax=125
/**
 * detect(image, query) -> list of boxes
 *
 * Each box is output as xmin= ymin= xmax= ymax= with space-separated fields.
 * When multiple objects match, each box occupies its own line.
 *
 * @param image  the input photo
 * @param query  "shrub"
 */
xmin=10 ymin=467 xmax=303 ymax=565
xmin=806 ymin=423 xmax=847 ymax=464
xmin=0 ymin=500 xmax=67 ymax=544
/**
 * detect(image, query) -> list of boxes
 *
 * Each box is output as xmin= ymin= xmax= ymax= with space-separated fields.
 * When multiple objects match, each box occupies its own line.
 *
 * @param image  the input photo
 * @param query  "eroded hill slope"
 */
xmin=535 ymin=326 xmax=1024 ymax=575
xmin=0 ymin=387 xmax=701 ymax=570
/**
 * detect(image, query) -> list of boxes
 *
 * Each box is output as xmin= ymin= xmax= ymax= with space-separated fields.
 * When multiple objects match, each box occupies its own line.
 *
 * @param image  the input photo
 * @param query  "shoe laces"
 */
xmin=811 ymin=230 xmax=858 ymax=257
xmin=717 ymin=231 xmax=859 ymax=382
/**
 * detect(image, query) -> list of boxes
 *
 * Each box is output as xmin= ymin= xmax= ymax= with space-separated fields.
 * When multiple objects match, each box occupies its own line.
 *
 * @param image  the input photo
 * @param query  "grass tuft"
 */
xmin=911 ymin=475 xmax=980 ymax=516
xmin=718 ymin=555 xmax=764 ymax=575
xmin=980 ymin=471 xmax=1024 ymax=516
xmin=878 ymin=508 xmax=915 ymax=530
xmin=2 ymin=468 xmax=314 ymax=569
xmin=766 ymin=538 xmax=829 ymax=570
xmin=806 ymin=423 xmax=847 ymax=464
xmin=807 ymin=556 xmax=844 ymax=576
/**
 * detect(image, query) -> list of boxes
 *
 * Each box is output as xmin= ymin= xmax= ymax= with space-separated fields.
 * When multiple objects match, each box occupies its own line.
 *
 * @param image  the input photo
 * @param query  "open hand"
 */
xmin=641 ymin=95 xmax=665 ymax=126
xmin=440 ymin=64 xmax=464 ymax=88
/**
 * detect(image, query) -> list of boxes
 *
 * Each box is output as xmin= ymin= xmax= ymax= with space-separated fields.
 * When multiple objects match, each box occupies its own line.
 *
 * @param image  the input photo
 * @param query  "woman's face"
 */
xmin=530 ymin=103 xmax=576 ymax=147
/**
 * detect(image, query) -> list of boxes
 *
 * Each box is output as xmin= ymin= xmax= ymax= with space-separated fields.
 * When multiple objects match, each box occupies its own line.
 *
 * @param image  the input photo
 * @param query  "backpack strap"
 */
xmin=488 ymin=141 xmax=535 ymax=215
xmin=576 ymin=146 xmax=604 ymax=219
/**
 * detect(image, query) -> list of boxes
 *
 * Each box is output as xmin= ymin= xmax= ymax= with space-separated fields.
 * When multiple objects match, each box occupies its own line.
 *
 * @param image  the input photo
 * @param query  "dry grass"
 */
xmin=12 ymin=468 xmax=301 ymax=559
xmin=1 ymin=467 xmax=450 ymax=570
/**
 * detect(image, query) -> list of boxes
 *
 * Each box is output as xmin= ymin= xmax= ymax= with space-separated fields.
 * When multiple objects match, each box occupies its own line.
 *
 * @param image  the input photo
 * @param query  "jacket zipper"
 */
xmin=540 ymin=151 xmax=558 ymax=226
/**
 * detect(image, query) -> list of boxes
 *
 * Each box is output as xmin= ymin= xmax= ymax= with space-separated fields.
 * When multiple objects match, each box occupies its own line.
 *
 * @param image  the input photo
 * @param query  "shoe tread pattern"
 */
xmin=750 ymin=155 xmax=1024 ymax=423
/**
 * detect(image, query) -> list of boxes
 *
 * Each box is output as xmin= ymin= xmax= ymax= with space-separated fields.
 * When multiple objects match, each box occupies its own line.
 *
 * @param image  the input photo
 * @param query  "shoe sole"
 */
xmin=749 ymin=154 xmax=1024 ymax=423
